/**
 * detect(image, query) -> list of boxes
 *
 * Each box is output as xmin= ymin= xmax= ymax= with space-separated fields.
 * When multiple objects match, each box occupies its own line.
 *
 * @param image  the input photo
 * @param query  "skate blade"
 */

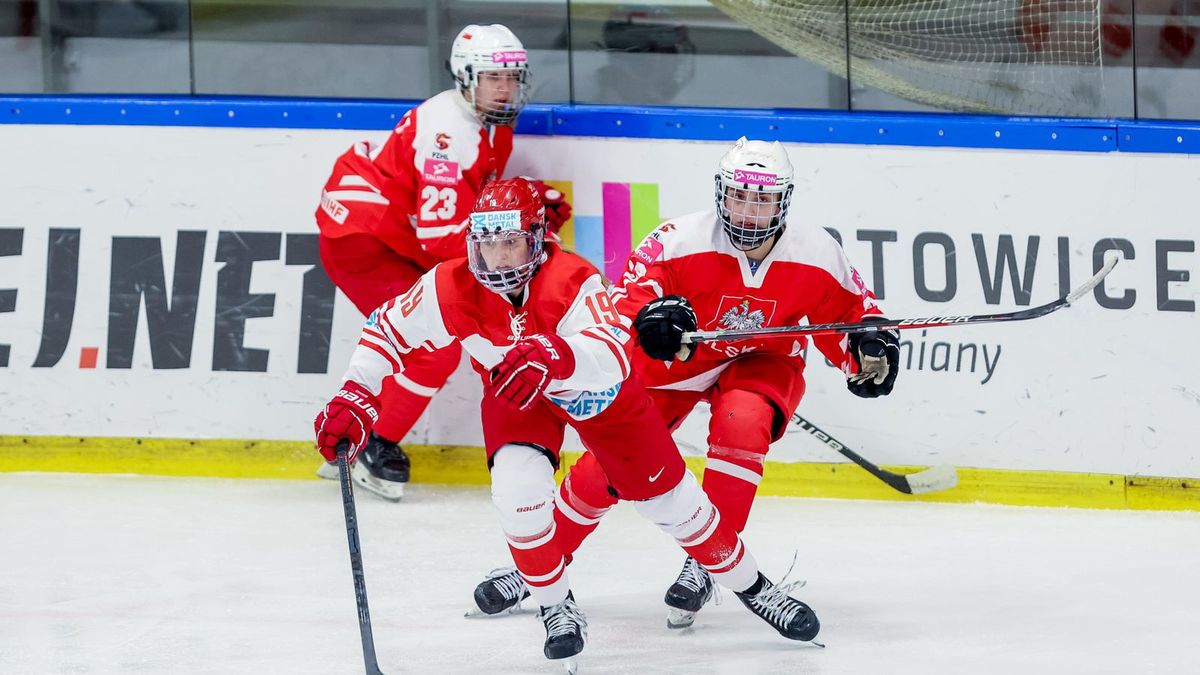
xmin=666 ymin=608 xmax=697 ymax=630
xmin=351 ymin=462 xmax=404 ymax=502
xmin=463 ymin=605 xmax=532 ymax=619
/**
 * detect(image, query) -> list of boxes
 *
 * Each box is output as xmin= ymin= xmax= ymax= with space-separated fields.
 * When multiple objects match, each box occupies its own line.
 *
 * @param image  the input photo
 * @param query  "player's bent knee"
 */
xmin=709 ymin=389 xmax=775 ymax=459
xmin=490 ymin=444 xmax=557 ymax=534
xmin=633 ymin=470 xmax=717 ymax=541
xmin=711 ymin=390 xmax=775 ymax=436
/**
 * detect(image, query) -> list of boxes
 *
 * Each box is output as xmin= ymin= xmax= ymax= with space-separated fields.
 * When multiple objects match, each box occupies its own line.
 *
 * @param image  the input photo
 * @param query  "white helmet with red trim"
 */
xmin=467 ymin=178 xmax=547 ymax=294
xmin=714 ymin=137 xmax=795 ymax=250
xmin=448 ymin=24 xmax=530 ymax=126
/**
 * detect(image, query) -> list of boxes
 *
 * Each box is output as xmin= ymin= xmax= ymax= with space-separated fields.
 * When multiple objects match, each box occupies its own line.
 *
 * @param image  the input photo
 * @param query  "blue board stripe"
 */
xmin=2 ymin=95 xmax=1198 ymax=154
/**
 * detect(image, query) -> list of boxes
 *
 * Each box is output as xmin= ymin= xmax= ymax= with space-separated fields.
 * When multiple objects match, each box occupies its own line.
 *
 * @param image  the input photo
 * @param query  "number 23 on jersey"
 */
xmin=420 ymin=185 xmax=457 ymax=220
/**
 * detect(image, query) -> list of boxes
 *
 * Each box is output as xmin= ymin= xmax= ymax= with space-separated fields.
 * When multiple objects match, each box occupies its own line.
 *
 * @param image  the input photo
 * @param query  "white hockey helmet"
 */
xmin=448 ymin=24 xmax=530 ymax=126
xmin=714 ymin=137 xmax=795 ymax=250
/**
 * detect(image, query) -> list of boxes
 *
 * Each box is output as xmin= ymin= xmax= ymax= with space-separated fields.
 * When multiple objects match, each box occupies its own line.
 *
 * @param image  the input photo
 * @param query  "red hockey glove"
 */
xmin=313 ymin=381 xmax=380 ymax=461
xmin=488 ymin=333 xmax=576 ymax=410
xmin=529 ymin=179 xmax=572 ymax=234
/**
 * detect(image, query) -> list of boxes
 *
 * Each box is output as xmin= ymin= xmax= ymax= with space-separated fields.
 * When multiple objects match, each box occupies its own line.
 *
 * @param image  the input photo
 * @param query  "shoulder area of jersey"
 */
xmin=434 ymin=253 xmax=475 ymax=284
xmin=631 ymin=210 xmax=718 ymax=264
xmin=776 ymin=214 xmax=841 ymax=251
xmin=538 ymin=244 xmax=602 ymax=285
xmin=650 ymin=210 xmax=714 ymax=242
xmin=434 ymin=257 xmax=491 ymax=298
xmin=400 ymin=90 xmax=480 ymax=138
xmin=404 ymin=90 xmax=493 ymax=173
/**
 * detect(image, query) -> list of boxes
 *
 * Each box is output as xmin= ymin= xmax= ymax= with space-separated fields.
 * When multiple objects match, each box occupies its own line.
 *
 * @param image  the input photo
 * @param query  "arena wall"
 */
xmin=1 ymin=99 xmax=1196 ymax=510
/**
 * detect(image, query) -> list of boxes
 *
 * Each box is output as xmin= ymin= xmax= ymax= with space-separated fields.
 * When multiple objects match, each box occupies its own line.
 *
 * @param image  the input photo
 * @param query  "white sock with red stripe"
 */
xmin=490 ymin=444 xmax=570 ymax=607
xmin=633 ymin=470 xmax=759 ymax=593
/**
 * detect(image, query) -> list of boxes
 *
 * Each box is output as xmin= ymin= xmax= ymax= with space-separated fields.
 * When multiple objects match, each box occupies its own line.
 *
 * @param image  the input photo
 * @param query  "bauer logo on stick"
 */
xmin=898 ymin=316 xmax=971 ymax=326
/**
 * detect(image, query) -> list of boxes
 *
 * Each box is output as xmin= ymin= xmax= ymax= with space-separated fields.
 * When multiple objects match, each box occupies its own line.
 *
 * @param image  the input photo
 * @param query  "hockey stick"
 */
xmin=791 ymin=414 xmax=958 ymax=495
xmin=682 ymin=253 xmax=1119 ymax=345
xmin=336 ymin=440 xmax=386 ymax=675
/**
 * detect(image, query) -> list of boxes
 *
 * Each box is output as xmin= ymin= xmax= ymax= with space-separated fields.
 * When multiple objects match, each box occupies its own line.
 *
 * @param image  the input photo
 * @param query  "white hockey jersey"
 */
xmin=611 ymin=209 xmax=883 ymax=392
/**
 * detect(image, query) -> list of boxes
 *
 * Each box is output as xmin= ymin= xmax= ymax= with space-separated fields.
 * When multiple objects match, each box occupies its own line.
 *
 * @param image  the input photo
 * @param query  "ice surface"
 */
xmin=2 ymin=473 xmax=1198 ymax=674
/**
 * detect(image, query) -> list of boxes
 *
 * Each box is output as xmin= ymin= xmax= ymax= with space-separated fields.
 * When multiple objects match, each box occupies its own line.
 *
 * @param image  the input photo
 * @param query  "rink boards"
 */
xmin=0 ymin=107 xmax=1197 ymax=510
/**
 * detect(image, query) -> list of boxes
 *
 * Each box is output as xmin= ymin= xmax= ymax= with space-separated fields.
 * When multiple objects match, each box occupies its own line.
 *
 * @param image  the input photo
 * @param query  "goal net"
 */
xmin=710 ymin=0 xmax=1104 ymax=116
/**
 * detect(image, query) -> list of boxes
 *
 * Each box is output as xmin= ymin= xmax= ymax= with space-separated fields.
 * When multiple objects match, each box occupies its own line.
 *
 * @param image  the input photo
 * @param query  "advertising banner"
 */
xmin=1 ymin=126 xmax=1195 ymax=476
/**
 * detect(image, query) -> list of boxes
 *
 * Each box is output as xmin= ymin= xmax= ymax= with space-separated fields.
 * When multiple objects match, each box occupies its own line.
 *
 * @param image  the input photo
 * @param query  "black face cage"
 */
xmin=714 ymin=174 xmax=794 ymax=251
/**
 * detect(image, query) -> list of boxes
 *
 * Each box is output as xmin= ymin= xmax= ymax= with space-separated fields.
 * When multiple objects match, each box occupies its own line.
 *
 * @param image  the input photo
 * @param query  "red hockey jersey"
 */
xmin=315 ymin=90 xmax=514 ymax=267
xmin=611 ymin=209 xmax=883 ymax=392
xmin=343 ymin=248 xmax=633 ymax=421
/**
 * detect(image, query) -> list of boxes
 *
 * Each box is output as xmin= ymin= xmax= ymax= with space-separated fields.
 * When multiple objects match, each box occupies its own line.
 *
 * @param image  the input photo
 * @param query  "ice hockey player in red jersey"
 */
xmin=314 ymin=178 xmax=821 ymax=668
xmin=471 ymin=137 xmax=900 ymax=630
xmin=313 ymin=24 xmax=571 ymax=500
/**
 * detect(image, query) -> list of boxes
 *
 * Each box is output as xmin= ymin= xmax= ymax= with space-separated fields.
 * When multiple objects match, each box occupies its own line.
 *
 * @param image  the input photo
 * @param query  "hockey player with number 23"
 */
xmin=313 ymin=24 xmax=570 ymax=501
xmin=472 ymin=137 xmax=899 ymax=632
xmin=313 ymin=178 xmax=820 ymax=670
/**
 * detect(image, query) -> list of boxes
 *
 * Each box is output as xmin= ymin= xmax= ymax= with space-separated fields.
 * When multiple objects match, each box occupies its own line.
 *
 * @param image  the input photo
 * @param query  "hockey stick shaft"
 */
xmin=791 ymin=414 xmax=958 ymax=495
xmin=683 ymin=253 xmax=1119 ymax=345
xmin=791 ymin=413 xmax=914 ymax=493
xmin=336 ymin=440 xmax=385 ymax=675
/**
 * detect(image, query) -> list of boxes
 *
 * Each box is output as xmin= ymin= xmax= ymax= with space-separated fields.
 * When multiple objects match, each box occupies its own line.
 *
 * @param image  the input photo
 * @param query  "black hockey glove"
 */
xmin=847 ymin=316 xmax=900 ymax=398
xmin=634 ymin=295 xmax=697 ymax=362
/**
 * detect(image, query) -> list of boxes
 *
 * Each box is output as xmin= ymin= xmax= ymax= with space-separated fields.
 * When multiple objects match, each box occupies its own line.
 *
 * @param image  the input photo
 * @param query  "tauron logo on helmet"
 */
xmin=733 ymin=169 xmax=776 ymax=186
xmin=491 ymin=50 xmax=527 ymax=63
xmin=469 ymin=209 xmax=523 ymax=232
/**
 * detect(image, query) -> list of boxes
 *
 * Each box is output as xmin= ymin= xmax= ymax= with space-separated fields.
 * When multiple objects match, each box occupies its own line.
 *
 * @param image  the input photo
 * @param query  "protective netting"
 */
xmin=710 ymin=0 xmax=1104 ymax=115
